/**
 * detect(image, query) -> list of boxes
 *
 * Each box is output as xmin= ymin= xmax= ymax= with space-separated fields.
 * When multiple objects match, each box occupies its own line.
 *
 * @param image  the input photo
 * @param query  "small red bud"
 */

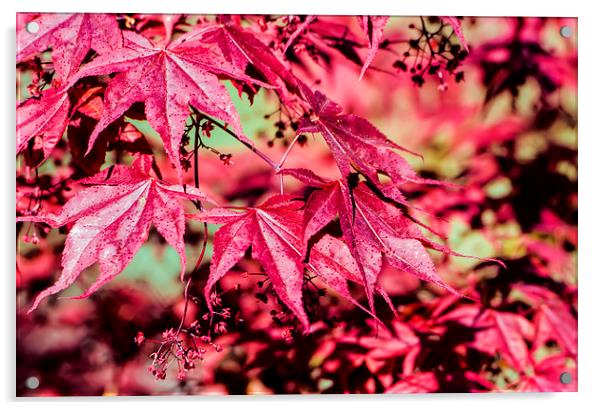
xmin=134 ymin=331 xmax=145 ymax=345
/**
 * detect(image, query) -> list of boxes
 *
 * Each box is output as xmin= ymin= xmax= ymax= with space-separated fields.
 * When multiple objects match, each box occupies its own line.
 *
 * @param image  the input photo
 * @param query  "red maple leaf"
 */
xmin=191 ymin=195 xmax=310 ymax=329
xmin=17 ymin=13 xmax=123 ymax=84
xmin=516 ymin=354 xmax=577 ymax=392
xmin=357 ymin=16 xmax=389 ymax=80
xmin=297 ymin=80 xmax=429 ymax=205
xmin=280 ymin=168 xmax=467 ymax=311
xmin=68 ymin=29 xmax=265 ymax=179
xmin=385 ymin=372 xmax=439 ymax=393
xmin=190 ymin=194 xmax=395 ymax=331
xmin=17 ymin=155 xmax=213 ymax=312
xmin=360 ymin=320 xmax=420 ymax=360
xmin=309 ymin=234 xmax=396 ymax=317
xmin=533 ymin=304 xmax=577 ymax=356
xmin=195 ymin=20 xmax=299 ymax=99
xmin=134 ymin=14 xmax=184 ymax=43
xmin=516 ymin=284 xmax=577 ymax=357
xmin=17 ymin=85 xmax=110 ymax=163
xmin=16 ymin=86 xmax=70 ymax=158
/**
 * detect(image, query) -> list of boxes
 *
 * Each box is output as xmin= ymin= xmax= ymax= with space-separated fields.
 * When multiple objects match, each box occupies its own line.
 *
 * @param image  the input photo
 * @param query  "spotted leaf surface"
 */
xmin=70 ymin=30 xmax=251 ymax=179
xmin=297 ymin=81 xmax=427 ymax=205
xmin=16 ymin=86 xmax=70 ymax=158
xmin=192 ymin=194 xmax=398 ymax=330
xmin=281 ymin=168 xmax=465 ymax=310
xmin=17 ymin=13 xmax=122 ymax=83
xmin=191 ymin=195 xmax=309 ymax=329
xmin=18 ymin=155 xmax=213 ymax=312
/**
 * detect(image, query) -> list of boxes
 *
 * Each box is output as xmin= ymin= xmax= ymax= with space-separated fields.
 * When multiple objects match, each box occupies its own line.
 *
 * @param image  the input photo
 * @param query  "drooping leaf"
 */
xmin=308 ymin=235 xmax=395 ymax=317
xmin=297 ymin=80 xmax=426 ymax=205
xmin=191 ymin=195 xmax=309 ymax=329
xmin=18 ymin=155 xmax=213 ymax=312
xmin=191 ymin=21 xmax=300 ymax=99
xmin=281 ymin=168 xmax=466 ymax=310
xmin=191 ymin=194 xmax=395 ymax=331
xmin=357 ymin=16 xmax=389 ymax=80
xmin=16 ymin=86 xmax=70 ymax=158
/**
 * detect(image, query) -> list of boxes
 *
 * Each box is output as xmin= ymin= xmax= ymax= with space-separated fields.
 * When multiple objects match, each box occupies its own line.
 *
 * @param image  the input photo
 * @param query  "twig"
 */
xmin=192 ymin=108 xmax=278 ymax=170
xmin=175 ymin=114 xmax=209 ymax=338
xmin=175 ymin=277 xmax=192 ymax=336
xmin=190 ymin=114 xmax=210 ymax=273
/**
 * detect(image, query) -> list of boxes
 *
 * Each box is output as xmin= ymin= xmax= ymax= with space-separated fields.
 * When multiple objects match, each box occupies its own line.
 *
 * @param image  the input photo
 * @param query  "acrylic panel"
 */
xmin=16 ymin=14 xmax=577 ymax=395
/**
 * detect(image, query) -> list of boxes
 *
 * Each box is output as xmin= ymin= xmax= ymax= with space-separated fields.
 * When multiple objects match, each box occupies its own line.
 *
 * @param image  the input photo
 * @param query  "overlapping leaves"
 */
xmin=19 ymin=14 xmax=475 ymax=329
xmin=189 ymin=195 xmax=393 ymax=331
xmin=17 ymin=15 xmax=296 ymax=177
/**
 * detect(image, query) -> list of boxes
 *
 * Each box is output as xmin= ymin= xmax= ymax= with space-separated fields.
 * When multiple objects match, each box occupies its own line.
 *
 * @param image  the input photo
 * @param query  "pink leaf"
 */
xmin=518 ymin=284 xmax=577 ymax=356
xmin=191 ymin=195 xmax=309 ymax=330
xmin=357 ymin=16 xmax=389 ymax=80
xmin=438 ymin=306 xmax=533 ymax=370
xmin=282 ymin=16 xmax=317 ymax=55
xmin=71 ymin=30 xmax=248 ymax=180
xmin=18 ymin=155 xmax=213 ymax=312
xmin=17 ymin=13 xmax=122 ymax=84
xmin=282 ymin=169 xmax=465 ymax=310
xmin=191 ymin=22 xmax=299 ymax=99
xmin=297 ymin=80 xmax=426 ymax=204
xmin=193 ymin=194 xmax=399 ymax=331
xmin=517 ymin=354 xmax=577 ymax=392
xmin=16 ymin=86 xmax=70 ymax=159
xmin=386 ymin=372 xmax=438 ymax=393
xmin=308 ymin=235 xmax=392 ymax=318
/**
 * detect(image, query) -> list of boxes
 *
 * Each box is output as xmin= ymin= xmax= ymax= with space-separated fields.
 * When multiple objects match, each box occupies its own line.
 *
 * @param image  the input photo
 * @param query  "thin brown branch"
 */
xmin=191 ymin=108 xmax=278 ymax=170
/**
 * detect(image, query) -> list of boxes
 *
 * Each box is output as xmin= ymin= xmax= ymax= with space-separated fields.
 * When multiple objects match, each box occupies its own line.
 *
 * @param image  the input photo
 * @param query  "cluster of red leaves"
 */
xmin=17 ymin=13 xmax=470 ymax=326
xmin=16 ymin=14 xmax=576 ymax=394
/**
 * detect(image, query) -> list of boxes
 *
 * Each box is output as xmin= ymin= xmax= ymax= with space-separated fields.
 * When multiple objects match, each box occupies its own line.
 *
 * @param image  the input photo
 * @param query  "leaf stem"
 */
xmin=277 ymin=133 xmax=301 ymax=194
xmin=278 ymin=133 xmax=301 ymax=169
xmin=175 ymin=277 xmax=192 ymax=336
xmin=190 ymin=114 xmax=210 ymax=272
xmin=175 ymin=113 xmax=210 ymax=337
xmin=193 ymin=117 xmax=201 ymax=190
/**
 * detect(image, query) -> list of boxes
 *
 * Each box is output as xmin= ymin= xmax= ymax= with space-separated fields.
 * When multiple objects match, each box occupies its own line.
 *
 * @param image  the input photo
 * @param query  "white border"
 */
xmin=2 ymin=1 xmax=600 ymax=409
xmin=9 ymin=0 xmax=581 ymax=17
